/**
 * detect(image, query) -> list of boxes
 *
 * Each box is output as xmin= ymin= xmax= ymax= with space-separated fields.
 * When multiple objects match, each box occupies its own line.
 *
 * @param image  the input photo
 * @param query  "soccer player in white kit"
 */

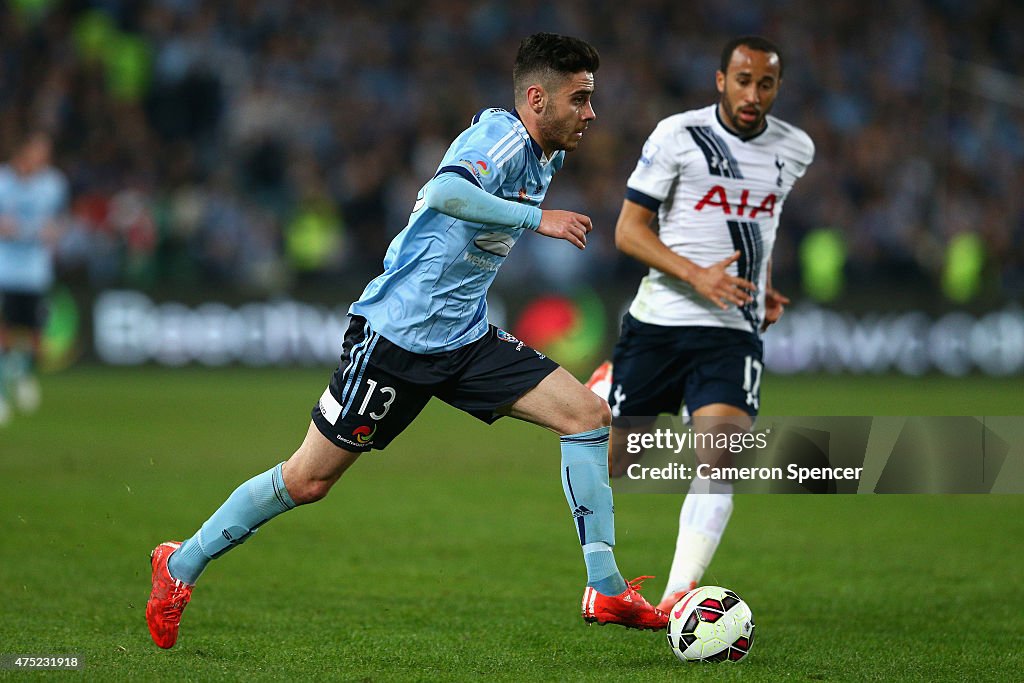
xmin=586 ymin=36 xmax=815 ymax=612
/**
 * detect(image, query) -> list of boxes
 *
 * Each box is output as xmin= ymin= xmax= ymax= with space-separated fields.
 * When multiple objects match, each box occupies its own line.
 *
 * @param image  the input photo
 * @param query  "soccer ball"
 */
xmin=666 ymin=585 xmax=755 ymax=663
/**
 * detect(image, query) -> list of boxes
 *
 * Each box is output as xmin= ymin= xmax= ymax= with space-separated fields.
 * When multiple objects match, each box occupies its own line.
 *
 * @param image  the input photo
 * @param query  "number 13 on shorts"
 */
xmin=356 ymin=379 xmax=396 ymax=421
xmin=318 ymin=379 xmax=398 ymax=426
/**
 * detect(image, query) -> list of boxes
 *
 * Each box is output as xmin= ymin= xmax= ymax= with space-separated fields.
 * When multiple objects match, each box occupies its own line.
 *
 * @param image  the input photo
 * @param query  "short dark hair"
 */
xmin=720 ymin=36 xmax=783 ymax=79
xmin=513 ymin=33 xmax=600 ymax=102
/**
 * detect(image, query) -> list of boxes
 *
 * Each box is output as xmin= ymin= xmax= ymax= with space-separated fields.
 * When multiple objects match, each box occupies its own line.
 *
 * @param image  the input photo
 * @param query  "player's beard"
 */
xmin=721 ymin=93 xmax=766 ymax=135
xmin=539 ymin=108 xmax=584 ymax=152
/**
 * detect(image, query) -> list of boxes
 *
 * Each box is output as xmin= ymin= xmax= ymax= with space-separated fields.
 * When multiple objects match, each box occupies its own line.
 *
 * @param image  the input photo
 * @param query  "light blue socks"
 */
xmin=560 ymin=427 xmax=627 ymax=596
xmin=167 ymin=462 xmax=295 ymax=584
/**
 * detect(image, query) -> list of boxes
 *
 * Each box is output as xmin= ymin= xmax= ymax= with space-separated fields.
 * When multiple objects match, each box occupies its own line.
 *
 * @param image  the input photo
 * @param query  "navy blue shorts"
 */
xmin=608 ymin=313 xmax=763 ymax=420
xmin=0 ymin=291 xmax=46 ymax=330
xmin=311 ymin=316 xmax=558 ymax=451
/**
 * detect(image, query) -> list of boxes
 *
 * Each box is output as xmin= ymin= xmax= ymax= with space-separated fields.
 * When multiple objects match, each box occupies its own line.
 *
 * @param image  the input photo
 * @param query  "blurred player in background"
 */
xmin=586 ymin=36 xmax=814 ymax=611
xmin=0 ymin=132 xmax=68 ymax=425
xmin=147 ymin=32 xmax=668 ymax=650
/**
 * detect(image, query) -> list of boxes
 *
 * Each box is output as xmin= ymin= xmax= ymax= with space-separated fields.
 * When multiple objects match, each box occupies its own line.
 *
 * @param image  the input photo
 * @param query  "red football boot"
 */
xmin=656 ymin=581 xmax=699 ymax=614
xmin=584 ymin=360 xmax=613 ymax=397
xmin=582 ymin=576 xmax=669 ymax=631
xmin=146 ymin=541 xmax=194 ymax=649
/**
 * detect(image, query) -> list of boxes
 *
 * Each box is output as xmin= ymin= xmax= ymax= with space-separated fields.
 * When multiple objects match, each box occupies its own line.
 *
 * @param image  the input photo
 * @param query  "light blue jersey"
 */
xmin=350 ymin=108 xmax=564 ymax=353
xmin=0 ymin=164 xmax=68 ymax=293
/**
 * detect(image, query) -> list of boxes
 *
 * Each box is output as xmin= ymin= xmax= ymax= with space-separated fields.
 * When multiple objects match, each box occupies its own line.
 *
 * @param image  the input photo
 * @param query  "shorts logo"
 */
xmin=353 ymin=425 xmax=376 ymax=445
xmin=610 ymin=384 xmax=626 ymax=418
xmin=497 ymin=328 xmax=525 ymax=351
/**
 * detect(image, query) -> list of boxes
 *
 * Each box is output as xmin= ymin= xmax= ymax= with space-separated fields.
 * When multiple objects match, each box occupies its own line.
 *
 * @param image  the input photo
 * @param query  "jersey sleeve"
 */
xmin=793 ymin=130 xmax=815 ymax=179
xmin=434 ymin=119 xmax=524 ymax=197
xmin=625 ymin=118 xmax=681 ymax=210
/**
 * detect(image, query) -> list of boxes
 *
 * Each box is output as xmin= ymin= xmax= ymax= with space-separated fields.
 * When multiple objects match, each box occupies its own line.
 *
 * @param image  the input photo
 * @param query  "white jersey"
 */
xmin=625 ymin=104 xmax=814 ymax=332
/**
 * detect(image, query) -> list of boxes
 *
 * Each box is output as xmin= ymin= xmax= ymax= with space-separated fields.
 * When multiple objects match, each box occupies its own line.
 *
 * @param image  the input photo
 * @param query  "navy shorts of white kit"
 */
xmin=608 ymin=313 xmax=764 ymax=420
xmin=311 ymin=315 xmax=559 ymax=451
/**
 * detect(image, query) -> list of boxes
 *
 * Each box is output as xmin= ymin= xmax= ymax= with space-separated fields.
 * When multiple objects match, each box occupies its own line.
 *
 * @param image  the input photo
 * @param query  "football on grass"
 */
xmin=666 ymin=585 xmax=754 ymax=663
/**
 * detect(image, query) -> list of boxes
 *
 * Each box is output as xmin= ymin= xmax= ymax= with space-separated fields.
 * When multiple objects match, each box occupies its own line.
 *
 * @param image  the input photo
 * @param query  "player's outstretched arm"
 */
xmin=423 ymin=174 xmax=591 ymax=249
xmin=536 ymin=210 xmax=592 ymax=250
xmin=423 ymin=173 xmax=542 ymax=230
xmin=614 ymin=199 xmax=755 ymax=310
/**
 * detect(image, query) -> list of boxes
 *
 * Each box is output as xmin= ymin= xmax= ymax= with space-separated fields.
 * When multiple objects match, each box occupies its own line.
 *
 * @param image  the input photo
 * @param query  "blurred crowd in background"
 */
xmin=2 ymin=0 xmax=1023 ymax=304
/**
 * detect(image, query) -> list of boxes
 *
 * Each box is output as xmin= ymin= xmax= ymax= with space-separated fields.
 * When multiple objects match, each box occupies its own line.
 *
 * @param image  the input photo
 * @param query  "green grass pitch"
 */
xmin=1 ymin=367 xmax=1022 ymax=681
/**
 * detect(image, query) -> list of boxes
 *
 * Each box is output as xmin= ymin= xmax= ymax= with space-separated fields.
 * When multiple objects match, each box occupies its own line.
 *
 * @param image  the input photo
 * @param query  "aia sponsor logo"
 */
xmin=695 ymin=185 xmax=776 ymax=218
xmin=353 ymin=424 xmax=376 ymax=445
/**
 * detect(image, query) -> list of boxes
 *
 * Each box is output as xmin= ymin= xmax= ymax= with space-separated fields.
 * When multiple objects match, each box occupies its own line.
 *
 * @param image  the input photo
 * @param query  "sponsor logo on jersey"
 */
xmin=695 ymin=185 xmax=777 ymax=218
xmin=353 ymin=424 xmax=376 ymax=445
xmin=464 ymin=252 xmax=500 ymax=271
xmin=475 ymin=160 xmax=492 ymax=176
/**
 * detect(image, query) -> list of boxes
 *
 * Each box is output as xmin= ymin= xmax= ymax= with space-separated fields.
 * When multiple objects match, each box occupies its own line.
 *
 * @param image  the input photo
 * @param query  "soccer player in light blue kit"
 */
xmin=0 ymin=132 xmax=68 ymax=425
xmin=147 ymin=33 xmax=668 ymax=650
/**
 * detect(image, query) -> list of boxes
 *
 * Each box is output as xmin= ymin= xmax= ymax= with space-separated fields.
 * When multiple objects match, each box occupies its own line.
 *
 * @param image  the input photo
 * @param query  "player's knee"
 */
xmin=573 ymin=389 xmax=611 ymax=433
xmin=287 ymin=477 xmax=334 ymax=505
xmin=595 ymin=395 xmax=612 ymax=428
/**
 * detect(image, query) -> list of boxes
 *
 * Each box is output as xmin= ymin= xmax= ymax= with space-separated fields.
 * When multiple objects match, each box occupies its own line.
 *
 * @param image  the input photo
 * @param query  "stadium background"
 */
xmin=2 ymin=1 xmax=1023 ymax=680
xmin=1 ymin=0 xmax=1022 ymax=374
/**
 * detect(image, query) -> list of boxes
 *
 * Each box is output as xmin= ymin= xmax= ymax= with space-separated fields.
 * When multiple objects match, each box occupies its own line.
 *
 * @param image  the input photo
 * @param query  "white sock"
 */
xmin=662 ymin=477 xmax=733 ymax=600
